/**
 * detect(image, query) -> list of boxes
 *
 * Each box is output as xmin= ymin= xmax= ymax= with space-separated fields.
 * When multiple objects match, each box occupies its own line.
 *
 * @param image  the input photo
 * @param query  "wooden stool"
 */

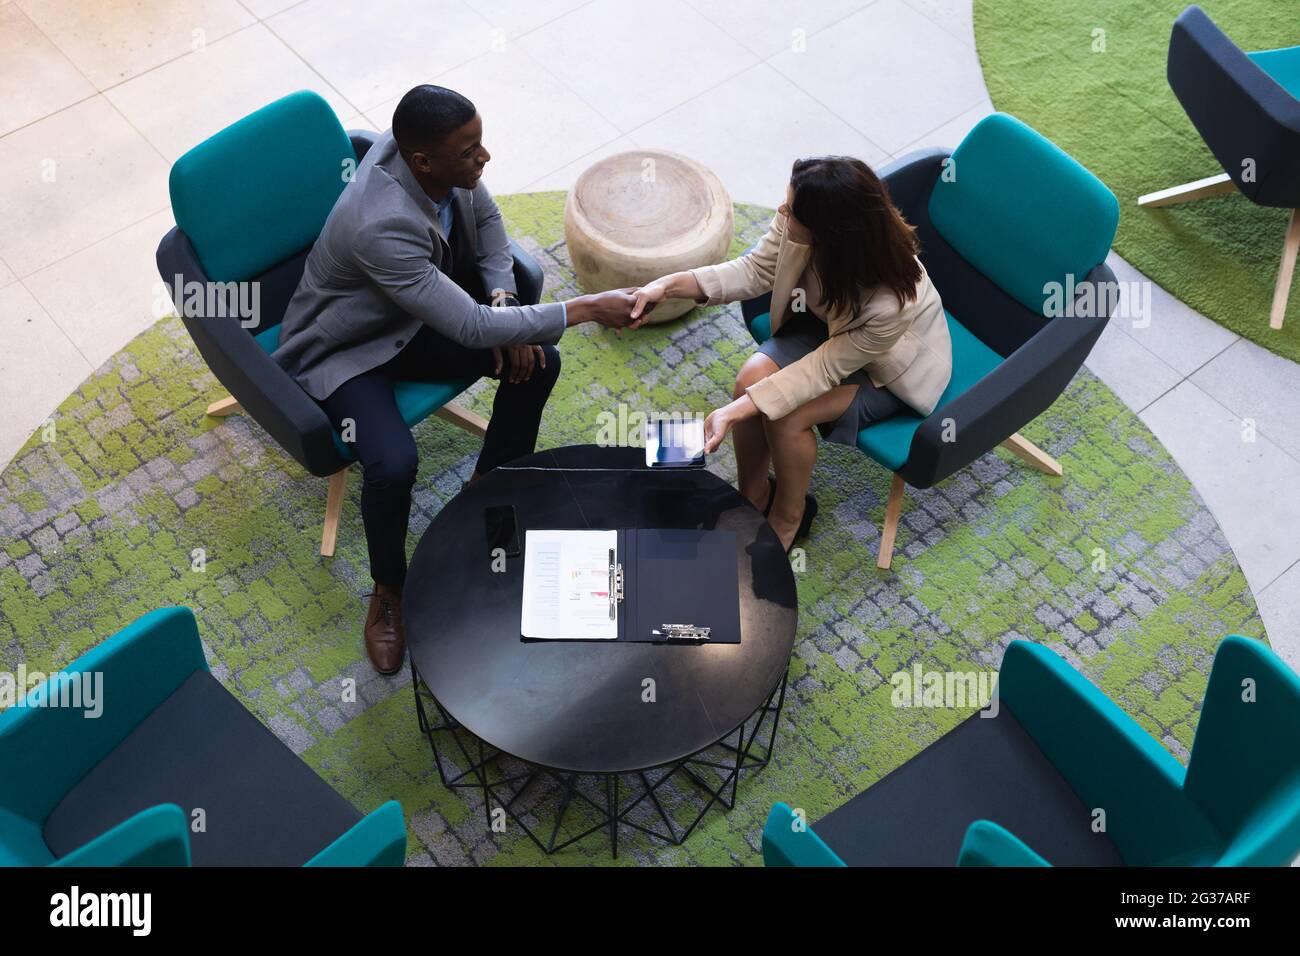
xmin=564 ymin=150 xmax=734 ymax=323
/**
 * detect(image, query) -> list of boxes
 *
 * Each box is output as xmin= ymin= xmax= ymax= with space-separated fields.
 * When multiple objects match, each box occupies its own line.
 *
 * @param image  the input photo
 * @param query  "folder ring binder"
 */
xmin=607 ymin=548 xmax=625 ymax=620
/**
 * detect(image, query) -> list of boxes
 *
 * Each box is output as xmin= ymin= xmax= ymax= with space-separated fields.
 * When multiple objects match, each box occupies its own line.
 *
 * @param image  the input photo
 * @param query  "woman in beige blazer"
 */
xmin=631 ymin=157 xmax=953 ymax=551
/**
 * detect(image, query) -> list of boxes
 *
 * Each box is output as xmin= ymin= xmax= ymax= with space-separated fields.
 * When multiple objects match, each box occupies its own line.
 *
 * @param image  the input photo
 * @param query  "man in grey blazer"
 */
xmin=274 ymin=84 xmax=638 ymax=674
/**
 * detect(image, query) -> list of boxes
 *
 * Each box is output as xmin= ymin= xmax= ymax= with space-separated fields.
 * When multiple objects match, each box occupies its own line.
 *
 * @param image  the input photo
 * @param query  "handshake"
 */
xmin=563 ymin=276 xmax=697 ymax=332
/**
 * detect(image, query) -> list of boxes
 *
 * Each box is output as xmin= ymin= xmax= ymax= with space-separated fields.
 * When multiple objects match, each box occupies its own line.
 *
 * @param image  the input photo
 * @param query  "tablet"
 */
xmin=646 ymin=416 xmax=706 ymax=468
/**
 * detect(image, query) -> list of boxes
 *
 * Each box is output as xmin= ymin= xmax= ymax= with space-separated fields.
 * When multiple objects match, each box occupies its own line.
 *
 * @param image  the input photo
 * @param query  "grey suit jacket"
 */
xmin=273 ymin=129 xmax=566 ymax=400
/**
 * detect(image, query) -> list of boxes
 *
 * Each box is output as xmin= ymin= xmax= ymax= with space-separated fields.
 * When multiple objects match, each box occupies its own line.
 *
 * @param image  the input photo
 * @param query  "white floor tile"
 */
xmin=240 ymin=0 xmax=306 ymax=18
xmin=0 ymin=258 xmax=15 ymax=287
xmin=684 ymin=0 xmax=873 ymax=59
xmin=0 ymin=3 xmax=94 ymax=136
xmin=0 ymin=283 xmax=93 ymax=470
xmin=462 ymin=0 xmax=595 ymax=39
xmin=521 ymin=134 xmax=641 ymax=192
xmin=902 ymin=0 xmax=974 ymax=46
xmin=1140 ymin=380 xmax=1300 ymax=594
xmin=104 ymin=24 xmax=355 ymax=162
xmin=1106 ymin=253 xmax=1238 ymax=377
xmin=1258 ymin=560 xmax=1300 ymax=675
xmin=267 ymin=0 xmax=495 ymax=112
xmin=632 ymin=62 xmax=889 ymax=205
xmin=17 ymin=0 xmax=255 ymax=89
xmin=769 ymin=0 xmax=984 ymax=155
xmin=23 ymin=210 xmax=175 ymax=370
xmin=517 ymin=0 xmax=757 ymax=132
xmin=1192 ymin=338 xmax=1300 ymax=463
xmin=1082 ymin=320 xmax=1183 ymax=414
xmin=0 ymin=96 xmax=170 ymax=277
xmin=366 ymin=46 xmax=621 ymax=194
xmin=892 ymin=97 xmax=992 ymax=156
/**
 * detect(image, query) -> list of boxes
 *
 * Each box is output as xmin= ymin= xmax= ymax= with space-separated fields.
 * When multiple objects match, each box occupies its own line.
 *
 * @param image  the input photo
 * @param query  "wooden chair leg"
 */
xmin=1270 ymin=208 xmax=1300 ymax=331
xmin=1000 ymin=433 xmax=1063 ymax=477
xmin=1137 ymin=172 xmax=1236 ymax=208
xmin=320 ymin=468 xmax=348 ymax=557
xmin=433 ymin=401 xmax=488 ymax=439
xmin=876 ymin=473 xmax=906 ymax=571
xmin=206 ymin=395 xmax=243 ymax=417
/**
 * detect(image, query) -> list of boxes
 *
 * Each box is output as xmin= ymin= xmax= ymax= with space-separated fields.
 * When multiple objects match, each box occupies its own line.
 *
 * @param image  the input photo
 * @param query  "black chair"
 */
xmin=156 ymin=90 xmax=544 ymax=555
xmin=1140 ymin=4 xmax=1300 ymax=330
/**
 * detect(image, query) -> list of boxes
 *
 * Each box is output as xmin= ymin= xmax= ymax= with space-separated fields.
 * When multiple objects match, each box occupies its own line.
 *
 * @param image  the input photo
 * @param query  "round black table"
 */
xmin=405 ymin=444 xmax=798 ymax=855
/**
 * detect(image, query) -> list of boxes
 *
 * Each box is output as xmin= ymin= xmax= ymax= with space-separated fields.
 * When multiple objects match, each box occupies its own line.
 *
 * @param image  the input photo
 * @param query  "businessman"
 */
xmin=274 ymin=84 xmax=638 ymax=675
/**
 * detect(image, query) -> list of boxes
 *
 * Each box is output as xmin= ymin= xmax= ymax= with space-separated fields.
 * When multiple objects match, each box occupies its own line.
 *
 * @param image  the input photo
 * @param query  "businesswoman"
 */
xmin=630 ymin=156 xmax=953 ymax=551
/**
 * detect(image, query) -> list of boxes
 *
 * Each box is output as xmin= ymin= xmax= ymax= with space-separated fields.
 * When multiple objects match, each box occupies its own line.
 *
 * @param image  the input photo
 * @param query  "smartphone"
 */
xmin=646 ymin=416 xmax=707 ymax=468
xmin=484 ymin=505 xmax=521 ymax=557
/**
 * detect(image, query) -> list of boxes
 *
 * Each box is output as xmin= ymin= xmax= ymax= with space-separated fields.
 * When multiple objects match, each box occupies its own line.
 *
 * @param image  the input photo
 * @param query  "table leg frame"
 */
xmin=410 ymin=661 xmax=789 ymax=858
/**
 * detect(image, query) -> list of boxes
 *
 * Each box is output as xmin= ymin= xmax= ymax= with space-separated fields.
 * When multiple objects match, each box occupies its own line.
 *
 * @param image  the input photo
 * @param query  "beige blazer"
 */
xmin=691 ymin=212 xmax=952 ymax=421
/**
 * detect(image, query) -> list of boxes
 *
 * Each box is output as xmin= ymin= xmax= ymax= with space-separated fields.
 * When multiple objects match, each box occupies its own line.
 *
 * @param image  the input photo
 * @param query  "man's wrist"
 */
xmin=565 ymin=295 xmax=589 ymax=326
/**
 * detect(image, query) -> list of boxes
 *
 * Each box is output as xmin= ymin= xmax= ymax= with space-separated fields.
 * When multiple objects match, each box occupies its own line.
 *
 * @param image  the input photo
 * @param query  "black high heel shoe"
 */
xmin=789 ymin=493 xmax=818 ymax=554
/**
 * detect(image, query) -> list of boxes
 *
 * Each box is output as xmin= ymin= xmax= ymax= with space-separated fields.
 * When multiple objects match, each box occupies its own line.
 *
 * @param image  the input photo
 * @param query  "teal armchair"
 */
xmin=155 ymin=90 xmax=545 ymax=557
xmin=741 ymin=113 xmax=1120 ymax=569
xmin=0 ymin=607 xmax=406 ymax=867
xmin=763 ymin=635 xmax=1300 ymax=867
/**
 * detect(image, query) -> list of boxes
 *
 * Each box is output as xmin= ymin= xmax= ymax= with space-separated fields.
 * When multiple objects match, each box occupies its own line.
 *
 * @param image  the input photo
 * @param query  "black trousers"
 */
xmin=321 ymin=322 xmax=560 ymax=588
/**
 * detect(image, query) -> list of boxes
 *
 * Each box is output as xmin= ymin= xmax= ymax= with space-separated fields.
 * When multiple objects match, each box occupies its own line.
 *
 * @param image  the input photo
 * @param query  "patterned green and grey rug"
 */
xmin=0 ymin=193 xmax=1266 ymax=865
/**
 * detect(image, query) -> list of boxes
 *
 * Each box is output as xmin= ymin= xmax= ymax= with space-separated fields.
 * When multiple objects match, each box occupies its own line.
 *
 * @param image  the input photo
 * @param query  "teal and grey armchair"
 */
xmin=0 ymin=607 xmax=406 ymax=866
xmin=741 ymin=113 xmax=1120 ymax=569
xmin=762 ymin=635 xmax=1300 ymax=867
xmin=156 ymin=90 xmax=544 ymax=556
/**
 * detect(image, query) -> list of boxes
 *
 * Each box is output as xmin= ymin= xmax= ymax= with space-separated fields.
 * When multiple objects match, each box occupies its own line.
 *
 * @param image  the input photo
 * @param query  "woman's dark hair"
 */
xmin=788 ymin=156 xmax=921 ymax=316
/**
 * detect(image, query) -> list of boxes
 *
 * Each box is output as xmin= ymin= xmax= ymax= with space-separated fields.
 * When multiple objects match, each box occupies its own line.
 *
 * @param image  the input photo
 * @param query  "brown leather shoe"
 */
xmin=364 ymin=584 xmax=405 ymax=675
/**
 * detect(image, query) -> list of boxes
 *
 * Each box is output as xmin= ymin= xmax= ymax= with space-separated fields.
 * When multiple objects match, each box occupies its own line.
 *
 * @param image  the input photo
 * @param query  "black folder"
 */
xmin=615 ymin=528 xmax=740 ymax=644
xmin=519 ymin=528 xmax=741 ymax=644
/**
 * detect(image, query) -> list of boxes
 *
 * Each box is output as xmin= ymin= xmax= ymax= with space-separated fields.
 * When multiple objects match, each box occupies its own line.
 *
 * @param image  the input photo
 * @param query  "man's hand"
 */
xmin=491 ymin=343 xmax=545 ymax=383
xmin=566 ymin=290 xmax=640 ymax=331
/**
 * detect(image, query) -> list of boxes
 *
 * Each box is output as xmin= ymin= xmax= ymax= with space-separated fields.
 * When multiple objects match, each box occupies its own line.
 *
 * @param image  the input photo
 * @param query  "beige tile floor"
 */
xmin=1 ymin=0 xmax=1297 ymax=666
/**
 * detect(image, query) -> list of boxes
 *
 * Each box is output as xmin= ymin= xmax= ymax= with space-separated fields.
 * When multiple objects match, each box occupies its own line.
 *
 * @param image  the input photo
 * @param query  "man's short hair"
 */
xmin=392 ymin=85 xmax=477 ymax=152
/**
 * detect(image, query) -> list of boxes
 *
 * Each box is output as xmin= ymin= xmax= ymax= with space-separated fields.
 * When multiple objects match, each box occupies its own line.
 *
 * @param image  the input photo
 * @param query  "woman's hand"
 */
xmin=703 ymin=406 xmax=732 ymax=455
xmin=630 ymin=271 xmax=707 ymax=326
xmin=703 ymin=394 xmax=760 ymax=454
xmin=629 ymin=280 xmax=668 ymax=327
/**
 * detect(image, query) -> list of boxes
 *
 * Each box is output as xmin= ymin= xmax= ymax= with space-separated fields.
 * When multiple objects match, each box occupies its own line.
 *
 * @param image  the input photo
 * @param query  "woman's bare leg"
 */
xmin=764 ymin=384 xmax=861 ymax=550
xmin=733 ymin=353 xmax=781 ymax=511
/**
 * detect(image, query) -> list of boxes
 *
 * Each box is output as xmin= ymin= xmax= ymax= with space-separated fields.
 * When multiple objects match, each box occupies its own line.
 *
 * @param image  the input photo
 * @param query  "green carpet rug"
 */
xmin=973 ymin=0 xmax=1300 ymax=363
xmin=0 ymin=193 xmax=1266 ymax=865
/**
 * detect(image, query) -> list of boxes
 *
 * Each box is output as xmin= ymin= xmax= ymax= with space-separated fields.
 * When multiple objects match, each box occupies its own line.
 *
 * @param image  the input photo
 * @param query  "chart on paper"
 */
xmin=520 ymin=529 xmax=619 ymax=640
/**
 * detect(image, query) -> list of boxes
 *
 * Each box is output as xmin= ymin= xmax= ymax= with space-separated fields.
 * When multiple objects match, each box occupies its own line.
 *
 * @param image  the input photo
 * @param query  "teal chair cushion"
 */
xmin=169 ymin=90 xmax=354 ymax=282
xmin=252 ymin=325 xmax=474 ymax=461
xmin=1249 ymin=46 xmax=1300 ymax=101
xmin=744 ymin=309 xmax=1002 ymax=473
xmin=927 ymin=113 xmax=1120 ymax=317
xmin=957 ymin=820 xmax=1051 ymax=867
xmin=855 ymin=311 xmax=1002 ymax=472
xmin=1182 ymin=635 xmax=1300 ymax=865
xmin=761 ymin=802 xmax=846 ymax=867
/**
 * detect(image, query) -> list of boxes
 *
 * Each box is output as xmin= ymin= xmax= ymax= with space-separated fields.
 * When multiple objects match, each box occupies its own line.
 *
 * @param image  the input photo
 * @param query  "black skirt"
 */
xmin=756 ymin=314 xmax=907 ymax=446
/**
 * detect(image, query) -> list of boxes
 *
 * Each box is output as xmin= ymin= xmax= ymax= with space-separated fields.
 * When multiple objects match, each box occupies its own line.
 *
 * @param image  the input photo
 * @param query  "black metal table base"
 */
xmin=410 ymin=660 xmax=788 ymax=857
